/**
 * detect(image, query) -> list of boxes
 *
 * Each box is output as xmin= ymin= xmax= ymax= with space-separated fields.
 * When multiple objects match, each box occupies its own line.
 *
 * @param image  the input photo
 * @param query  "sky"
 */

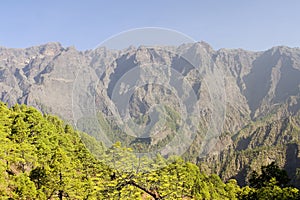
xmin=1 ymin=0 xmax=300 ymax=51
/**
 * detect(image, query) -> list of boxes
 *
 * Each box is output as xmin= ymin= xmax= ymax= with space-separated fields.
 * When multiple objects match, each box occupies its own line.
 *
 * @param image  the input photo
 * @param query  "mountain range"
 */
xmin=0 ymin=41 xmax=299 ymax=186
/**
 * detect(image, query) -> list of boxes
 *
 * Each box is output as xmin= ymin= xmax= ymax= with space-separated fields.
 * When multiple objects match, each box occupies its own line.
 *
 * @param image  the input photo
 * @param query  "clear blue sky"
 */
xmin=1 ymin=0 xmax=299 ymax=51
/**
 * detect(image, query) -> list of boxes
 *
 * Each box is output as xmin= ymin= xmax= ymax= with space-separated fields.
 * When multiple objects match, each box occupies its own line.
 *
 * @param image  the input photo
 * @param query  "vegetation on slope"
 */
xmin=0 ymin=102 xmax=299 ymax=199
xmin=199 ymin=111 xmax=300 ymax=187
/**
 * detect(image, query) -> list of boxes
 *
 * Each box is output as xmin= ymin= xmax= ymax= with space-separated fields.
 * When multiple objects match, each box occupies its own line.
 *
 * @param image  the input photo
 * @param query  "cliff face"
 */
xmin=0 ymin=42 xmax=300 ymax=185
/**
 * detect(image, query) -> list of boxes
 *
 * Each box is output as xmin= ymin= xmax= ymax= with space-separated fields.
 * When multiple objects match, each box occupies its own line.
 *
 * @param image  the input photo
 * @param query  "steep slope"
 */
xmin=2 ymin=102 xmax=278 ymax=200
xmin=199 ymin=111 xmax=300 ymax=187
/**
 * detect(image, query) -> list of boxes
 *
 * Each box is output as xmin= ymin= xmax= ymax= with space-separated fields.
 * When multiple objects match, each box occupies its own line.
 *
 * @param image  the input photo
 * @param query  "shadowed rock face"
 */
xmin=0 ymin=42 xmax=300 ymax=184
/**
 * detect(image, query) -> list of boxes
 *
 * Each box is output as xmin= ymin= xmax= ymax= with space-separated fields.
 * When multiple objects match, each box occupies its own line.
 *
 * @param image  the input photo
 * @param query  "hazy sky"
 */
xmin=1 ymin=0 xmax=300 ymax=51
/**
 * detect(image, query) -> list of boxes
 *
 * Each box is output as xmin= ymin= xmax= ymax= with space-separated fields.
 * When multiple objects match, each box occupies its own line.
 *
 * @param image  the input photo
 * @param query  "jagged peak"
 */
xmin=187 ymin=41 xmax=215 ymax=54
xmin=40 ymin=41 xmax=62 ymax=48
xmin=37 ymin=42 xmax=65 ymax=56
xmin=197 ymin=41 xmax=213 ymax=49
xmin=24 ymin=42 xmax=63 ymax=51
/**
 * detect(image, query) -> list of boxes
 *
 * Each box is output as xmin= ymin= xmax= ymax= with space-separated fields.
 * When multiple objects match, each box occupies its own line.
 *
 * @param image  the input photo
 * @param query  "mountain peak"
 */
xmin=38 ymin=42 xmax=64 ymax=56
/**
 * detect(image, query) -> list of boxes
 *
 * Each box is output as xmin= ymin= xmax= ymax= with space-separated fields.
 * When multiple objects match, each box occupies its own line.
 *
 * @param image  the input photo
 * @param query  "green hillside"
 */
xmin=0 ymin=102 xmax=299 ymax=199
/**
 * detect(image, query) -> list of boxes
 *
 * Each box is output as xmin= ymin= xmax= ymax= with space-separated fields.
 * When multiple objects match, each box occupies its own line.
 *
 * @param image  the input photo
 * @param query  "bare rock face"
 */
xmin=1 ymin=42 xmax=298 ymax=122
xmin=1 ymin=42 xmax=300 ymax=185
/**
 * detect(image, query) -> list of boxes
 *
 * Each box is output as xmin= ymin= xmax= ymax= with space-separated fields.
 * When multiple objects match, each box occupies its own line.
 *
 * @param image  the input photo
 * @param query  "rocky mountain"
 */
xmin=0 ymin=42 xmax=299 ymax=186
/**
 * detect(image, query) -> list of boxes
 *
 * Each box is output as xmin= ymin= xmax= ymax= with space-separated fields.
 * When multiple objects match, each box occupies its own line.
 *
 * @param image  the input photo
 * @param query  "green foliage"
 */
xmin=249 ymin=162 xmax=290 ymax=188
xmin=0 ymin=102 xmax=104 ymax=199
xmin=0 ymin=102 xmax=299 ymax=199
xmin=99 ymin=143 xmax=247 ymax=200
xmin=239 ymin=178 xmax=299 ymax=200
xmin=239 ymin=163 xmax=299 ymax=200
xmin=12 ymin=172 xmax=37 ymax=199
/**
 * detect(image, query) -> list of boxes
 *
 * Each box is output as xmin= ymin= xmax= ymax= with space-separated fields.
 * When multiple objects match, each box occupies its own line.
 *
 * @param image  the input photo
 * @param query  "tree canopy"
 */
xmin=0 ymin=102 xmax=299 ymax=199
